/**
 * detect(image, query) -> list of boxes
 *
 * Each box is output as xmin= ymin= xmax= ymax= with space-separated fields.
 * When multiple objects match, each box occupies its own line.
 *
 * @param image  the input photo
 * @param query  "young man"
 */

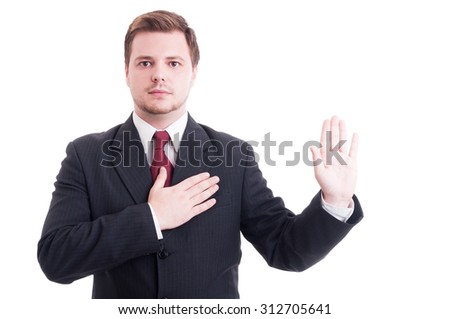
xmin=38 ymin=10 xmax=363 ymax=299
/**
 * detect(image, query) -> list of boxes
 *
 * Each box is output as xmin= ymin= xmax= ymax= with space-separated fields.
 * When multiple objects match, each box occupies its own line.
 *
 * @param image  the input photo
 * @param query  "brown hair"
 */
xmin=124 ymin=10 xmax=200 ymax=67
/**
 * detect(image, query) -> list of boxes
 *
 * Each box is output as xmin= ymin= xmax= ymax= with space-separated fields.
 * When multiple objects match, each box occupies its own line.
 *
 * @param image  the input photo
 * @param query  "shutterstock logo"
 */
xmin=100 ymin=131 xmax=347 ymax=168
xmin=249 ymin=131 xmax=347 ymax=167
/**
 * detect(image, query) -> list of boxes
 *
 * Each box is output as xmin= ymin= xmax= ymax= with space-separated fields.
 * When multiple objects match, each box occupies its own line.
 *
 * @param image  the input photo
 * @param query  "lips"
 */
xmin=148 ymin=89 xmax=171 ymax=98
xmin=150 ymin=89 xmax=170 ymax=94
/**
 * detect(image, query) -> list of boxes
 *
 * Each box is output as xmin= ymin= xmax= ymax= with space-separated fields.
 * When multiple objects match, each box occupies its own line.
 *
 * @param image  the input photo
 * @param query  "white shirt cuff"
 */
xmin=148 ymin=203 xmax=163 ymax=240
xmin=320 ymin=194 xmax=354 ymax=223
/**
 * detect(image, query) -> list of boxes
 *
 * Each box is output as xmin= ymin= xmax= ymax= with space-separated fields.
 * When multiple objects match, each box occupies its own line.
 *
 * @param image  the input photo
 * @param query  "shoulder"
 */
xmin=198 ymin=122 xmax=246 ymax=145
xmin=63 ymin=119 xmax=133 ymax=168
xmin=70 ymin=123 xmax=123 ymax=151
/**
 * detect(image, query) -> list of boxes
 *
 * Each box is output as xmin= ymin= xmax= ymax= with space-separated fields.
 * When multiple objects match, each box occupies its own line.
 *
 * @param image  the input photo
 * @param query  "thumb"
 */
xmin=153 ymin=167 xmax=167 ymax=189
xmin=309 ymin=146 xmax=322 ymax=164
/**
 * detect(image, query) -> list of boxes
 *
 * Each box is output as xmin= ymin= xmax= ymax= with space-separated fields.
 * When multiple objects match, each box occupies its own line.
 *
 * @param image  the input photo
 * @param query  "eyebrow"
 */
xmin=134 ymin=55 xmax=186 ymax=62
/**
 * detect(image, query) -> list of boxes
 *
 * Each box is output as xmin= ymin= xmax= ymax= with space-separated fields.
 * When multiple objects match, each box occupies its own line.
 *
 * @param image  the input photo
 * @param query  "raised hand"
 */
xmin=148 ymin=168 xmax=220 ymax=230
xmin=310 ymin=116 xmax=359 ymax=208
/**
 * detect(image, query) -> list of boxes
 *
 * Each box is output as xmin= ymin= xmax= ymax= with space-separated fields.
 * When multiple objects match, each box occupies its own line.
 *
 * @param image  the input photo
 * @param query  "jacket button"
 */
xmin=158 ymin=249 xmax=169 ymax=259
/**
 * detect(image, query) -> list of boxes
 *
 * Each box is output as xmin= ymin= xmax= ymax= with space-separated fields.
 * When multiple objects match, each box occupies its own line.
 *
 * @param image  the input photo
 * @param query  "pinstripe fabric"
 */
xmin=38 ymin=114 xmax=363 ymax=299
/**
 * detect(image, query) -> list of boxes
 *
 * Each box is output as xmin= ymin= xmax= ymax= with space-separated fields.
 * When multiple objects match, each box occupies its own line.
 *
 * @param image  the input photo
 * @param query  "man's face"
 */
xmin=126 ymin=31 xmax=197 ymax=120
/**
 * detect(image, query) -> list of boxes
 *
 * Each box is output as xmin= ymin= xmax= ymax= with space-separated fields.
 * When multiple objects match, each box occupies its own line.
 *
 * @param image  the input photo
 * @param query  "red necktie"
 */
xmin=150 ymin=130 xmax=173 ymax=187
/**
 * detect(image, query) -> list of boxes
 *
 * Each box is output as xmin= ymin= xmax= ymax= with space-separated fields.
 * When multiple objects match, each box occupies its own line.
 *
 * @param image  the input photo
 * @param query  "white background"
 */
xmin=1 ymin=0 xmax=449 ymax=318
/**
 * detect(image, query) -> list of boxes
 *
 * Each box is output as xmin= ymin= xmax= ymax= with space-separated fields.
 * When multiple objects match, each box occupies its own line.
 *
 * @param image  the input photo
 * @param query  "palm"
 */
xmin=310 ymin=116 xmax=358 ymax=207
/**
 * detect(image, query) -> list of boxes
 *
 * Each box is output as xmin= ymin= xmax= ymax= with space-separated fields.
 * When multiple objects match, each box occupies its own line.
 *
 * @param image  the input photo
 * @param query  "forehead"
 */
xmin=130 ymin=31 xmax=191 ymax=59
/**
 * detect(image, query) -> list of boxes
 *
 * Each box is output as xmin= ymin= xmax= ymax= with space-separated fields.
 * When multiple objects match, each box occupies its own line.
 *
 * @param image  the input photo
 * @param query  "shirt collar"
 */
xmin=132 ymin=111 xmax=188 ymax=154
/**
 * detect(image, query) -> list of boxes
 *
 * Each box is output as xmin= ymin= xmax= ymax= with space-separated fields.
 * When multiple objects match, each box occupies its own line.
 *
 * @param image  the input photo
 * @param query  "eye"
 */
xmin=169 ymin=61 xmax=181 ymax=68
xmin=139 ymin=61 xmax=152 ymax=67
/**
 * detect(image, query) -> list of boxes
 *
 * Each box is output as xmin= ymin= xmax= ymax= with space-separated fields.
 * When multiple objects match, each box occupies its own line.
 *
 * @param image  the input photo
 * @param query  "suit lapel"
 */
xmin=172 ymin=114 xmax=212 ymax=185
xmin=112 ymin=115 xmax=152 ymax=204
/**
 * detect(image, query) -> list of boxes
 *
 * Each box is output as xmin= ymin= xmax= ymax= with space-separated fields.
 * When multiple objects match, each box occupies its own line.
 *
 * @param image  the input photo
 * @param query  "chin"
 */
xmin=140 ymin=104 xmax=181 ymax=115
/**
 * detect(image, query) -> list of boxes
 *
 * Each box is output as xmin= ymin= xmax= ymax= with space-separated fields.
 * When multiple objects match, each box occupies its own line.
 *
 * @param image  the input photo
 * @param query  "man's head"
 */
xmin=124 ymin=11 xmax=200 ymax=127
xmin=124 ymin=10 xmax=200 ymax=68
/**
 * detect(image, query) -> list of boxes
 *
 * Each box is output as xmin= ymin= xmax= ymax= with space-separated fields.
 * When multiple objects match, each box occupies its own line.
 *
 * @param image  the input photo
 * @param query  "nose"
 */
xmin=151 ymin=64 xmax=165 ymax=83
xmin=151 ymin=74 xmax=165 ymax=82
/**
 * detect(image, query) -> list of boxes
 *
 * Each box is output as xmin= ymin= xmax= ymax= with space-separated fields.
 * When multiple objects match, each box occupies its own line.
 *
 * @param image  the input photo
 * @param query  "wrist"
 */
xmin=322 ymin=193 xmax=352 ymax=208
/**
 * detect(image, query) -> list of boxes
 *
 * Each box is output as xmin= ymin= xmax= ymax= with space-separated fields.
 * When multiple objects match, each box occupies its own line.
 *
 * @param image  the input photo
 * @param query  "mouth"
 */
xmin=148 ymin=89 xmax=171 ymax=97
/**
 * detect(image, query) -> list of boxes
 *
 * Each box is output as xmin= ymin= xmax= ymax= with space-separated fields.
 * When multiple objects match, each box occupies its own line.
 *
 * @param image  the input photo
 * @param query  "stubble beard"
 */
xmin=135 ymin=94 xmax=188 ymax=116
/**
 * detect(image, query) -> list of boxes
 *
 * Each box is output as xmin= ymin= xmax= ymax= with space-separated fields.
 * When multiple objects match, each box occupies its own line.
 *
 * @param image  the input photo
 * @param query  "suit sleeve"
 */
xmin=37 ymin=142 xmax=161 ymax=284
xmin=239 ymin=143 xmax=363 ymax=272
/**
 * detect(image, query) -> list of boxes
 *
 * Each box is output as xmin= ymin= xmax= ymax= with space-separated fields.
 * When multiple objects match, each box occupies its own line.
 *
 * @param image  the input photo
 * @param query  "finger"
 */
xmin=330 ymin=115 xmax=339 ymax=150
xmin=339 ymin=119 xmax=348 ymax=153
xmin=190 ymin=183 xmax=220 ymax=207
xmin=349 ymin=133 xmax=359 ymax=159
xmin=176 ymin=172 xmax=211 ymax=190
xmin=186 ymin=176 xmax=220 ymax=199
xmin=190 ymin=198 xmax=217 ymax=217
xmin=153 ymin=167 xmax=167 ymax=189
xmin=320 ymin=119 xmax=330 ymax=160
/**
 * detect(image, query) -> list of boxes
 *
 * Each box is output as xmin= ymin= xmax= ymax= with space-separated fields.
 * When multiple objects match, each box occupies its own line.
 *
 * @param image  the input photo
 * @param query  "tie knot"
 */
xmin=153 ymin=130 xmax=171 ymax=149
xmin=153 ymin=130 xmax=170 ymax=141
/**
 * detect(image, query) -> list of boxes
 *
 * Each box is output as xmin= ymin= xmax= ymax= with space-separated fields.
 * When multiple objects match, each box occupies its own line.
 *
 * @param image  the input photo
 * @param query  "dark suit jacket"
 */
xmin=38 ymin=114 xmax=363 ymax=298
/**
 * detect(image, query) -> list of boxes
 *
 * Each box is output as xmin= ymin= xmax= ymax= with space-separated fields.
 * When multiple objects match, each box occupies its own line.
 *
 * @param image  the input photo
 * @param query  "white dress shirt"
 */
xmin=132 ymin=111 xmax=354 ymax=240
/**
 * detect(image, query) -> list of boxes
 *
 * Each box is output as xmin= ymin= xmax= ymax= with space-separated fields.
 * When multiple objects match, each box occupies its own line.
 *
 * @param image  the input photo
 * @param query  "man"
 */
xmin=38 ymin=10 xmax=363 ymax=299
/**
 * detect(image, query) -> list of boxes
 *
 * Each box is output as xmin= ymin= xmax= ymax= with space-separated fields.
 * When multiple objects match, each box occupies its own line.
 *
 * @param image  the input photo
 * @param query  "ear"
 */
xmin=190 ymin=66 xmax=198 ymax=88
xmin=125 ymin=63 xmax=130 ymax=86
